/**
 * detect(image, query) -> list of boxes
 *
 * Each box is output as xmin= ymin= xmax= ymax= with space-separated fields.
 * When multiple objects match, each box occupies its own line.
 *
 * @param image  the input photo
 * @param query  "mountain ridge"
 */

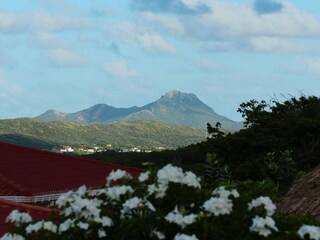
xmin=36 ymin=90 xmax=243 ymax=130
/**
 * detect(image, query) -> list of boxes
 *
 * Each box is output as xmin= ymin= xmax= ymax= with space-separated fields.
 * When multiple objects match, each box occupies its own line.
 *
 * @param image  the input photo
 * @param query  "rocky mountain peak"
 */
xmin=160 ymin=90 xmax=199 ymax=103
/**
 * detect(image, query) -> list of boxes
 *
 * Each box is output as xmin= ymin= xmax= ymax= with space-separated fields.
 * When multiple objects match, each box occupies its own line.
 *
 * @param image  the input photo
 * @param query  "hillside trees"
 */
xmin=204 ymin=95 xmax=320 ymax=190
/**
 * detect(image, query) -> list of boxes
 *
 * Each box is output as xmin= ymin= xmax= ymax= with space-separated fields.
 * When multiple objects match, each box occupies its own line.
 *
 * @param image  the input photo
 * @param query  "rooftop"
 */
xmin=0 ymin=143 xmax=141 ymax=199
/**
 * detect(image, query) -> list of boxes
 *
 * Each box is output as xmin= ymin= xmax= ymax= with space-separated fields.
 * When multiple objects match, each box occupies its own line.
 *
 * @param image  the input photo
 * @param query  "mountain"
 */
xmin=36 ymin=90 xmax=243 ymax=130
xmin=37 ymin=105 xmax=139 ymax=124
xmin=0 ymin=118 xmax=205 ymax=149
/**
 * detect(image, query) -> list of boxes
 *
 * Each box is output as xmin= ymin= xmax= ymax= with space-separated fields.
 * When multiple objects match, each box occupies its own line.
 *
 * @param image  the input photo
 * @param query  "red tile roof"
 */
xmin=0 ymin=143 xmax=141 ymax=197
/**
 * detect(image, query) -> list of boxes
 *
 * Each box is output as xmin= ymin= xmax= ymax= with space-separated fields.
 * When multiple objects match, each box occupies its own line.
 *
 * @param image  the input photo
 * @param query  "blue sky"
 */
xmin=1 ymin=0 xmax=320 ymax=121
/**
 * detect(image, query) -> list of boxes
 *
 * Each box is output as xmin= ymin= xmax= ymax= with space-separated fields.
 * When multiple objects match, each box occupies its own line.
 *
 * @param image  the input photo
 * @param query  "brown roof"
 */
xmin=277 ymin=165 xmax=320 ymax=219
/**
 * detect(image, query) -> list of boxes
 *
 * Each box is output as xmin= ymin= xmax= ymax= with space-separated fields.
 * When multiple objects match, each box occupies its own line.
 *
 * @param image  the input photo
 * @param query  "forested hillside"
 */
xmin=0 ymin=118 xmax=205 ymax=149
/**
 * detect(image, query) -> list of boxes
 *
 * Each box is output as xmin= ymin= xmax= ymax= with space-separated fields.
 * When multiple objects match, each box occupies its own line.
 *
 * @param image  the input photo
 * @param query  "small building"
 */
xmin=60 ymin=146 xmax=74 ymax=153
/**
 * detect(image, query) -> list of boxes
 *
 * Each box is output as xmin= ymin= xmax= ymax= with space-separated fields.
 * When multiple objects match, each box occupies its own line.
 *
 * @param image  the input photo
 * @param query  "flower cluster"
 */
xmin=249 ymin=216 xmax=278 ymax=237
xmin=1 ymin=164 xmax=320 ymax=240
xmin=0 ymin=233 xmax=24 ymax=240
xmin=202 ymin=186 xmax=239 ymax=216
xmin=106 ymin=169 xmax=132 ymax=185
xmin=298 ymin=225 xmax=320 ymax=240
xmin=157 ymin=164 xmax=201 ymax=189
xmin=5 ymin=210 xmax=32 ymax=227
xmin=25 ymin=220 xmax=57 ymax=234
xmin=165 ymin=206 xmax=198 ymax=228
xmin=120 ymin=196 xmax=155 ymax=219
xmin=174 ymin=233 xmax=199 ymax=240
xmin=248 ymin=196 xmax=277 ymax=216
xmin=100 ymin=185 xmax=134 ymax=201
xmin=248 ymin=196 xmax=278 ymax=237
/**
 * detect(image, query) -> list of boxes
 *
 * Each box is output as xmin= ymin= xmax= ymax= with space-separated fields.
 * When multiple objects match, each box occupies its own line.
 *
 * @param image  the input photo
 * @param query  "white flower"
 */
xmin=298 ymin=225 xmax=320 ymax=240
xmin=106 ymin=169 xmax=132 ymax=185
xmin=103 ymin=185 xmax=134 ymax=201
xmin=94 ymin=216 xmax=113 ymax=227
xmin=60 ymin=194 xmax=103 ymax=220
xmin=147 ymin=184 xmax=157 ymax=195
xmin=25 ymin=220 xmax=57 ymax=234
xmin=122 ymin=197 xmax=142 ymax=210
xmin=174 ymin=233 xmax=199 ymax=240
xmin=25 ymin=221 xmax=43 ymax=234
xmin=98 ymin=229 xmax=107 ymax=238
xmin=120 ymin=197 xmax=142 ymax=218
xmin=157 ymin=165 xmax=201 ymax=189
xmin=248 ymin=196 xmax=276 ymax=216
xmin=121 ymin=197 xmax=156 ymax=219
xmin=63 ymin=207 xmax=73 ymax=217
xmin=157 ymin=164 xmax=185 ymax=185
xmin=77 ymin=185 xmax=87 ymax=196
xmin=165 ymin=207 xmax=198 ymax=228
xmin=0 ymin=233 xmax=25 ymax=240
xmin=249 ymin=216 xmax=278 ymax=237
xmin=147 ymin=183 xmax=168 ymax=199
xmin=77 ymin=221 xmax=89 ymax=230
xmin=203 ymin=197 xmax=233 ymax=216
xmin=56 ymin=191 xmax=73 ymax=208
xmin=212 ymin=186 xmax=239 ymax=199
xmin=145 ymin=200 xmax=156 ymax=212
xmin=151 ymin=229 xmax=165 ymax=239
xmin=138 ymin=171 xmax=150 ymax=182
xmin=43 ymin=221 xmax=57 ymax=233
xmin=183 ymin=171 xmax=201 ymax=189
xmin=6 ymin=210 xmax=32 ymax=226
xmin=59 ymin=219 xmax=75 ymax=233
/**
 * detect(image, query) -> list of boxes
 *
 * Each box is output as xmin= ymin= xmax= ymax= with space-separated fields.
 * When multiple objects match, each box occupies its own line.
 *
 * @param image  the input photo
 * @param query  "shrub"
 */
xmin=2 ymin=165 xmax=320 ymax=240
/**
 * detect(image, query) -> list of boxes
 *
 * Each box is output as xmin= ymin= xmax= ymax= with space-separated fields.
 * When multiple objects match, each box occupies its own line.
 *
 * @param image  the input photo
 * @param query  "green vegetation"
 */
xmin=203 ymin=95 xmax=320 ymax=191
xmin=0 ymin=118 xmax=205 ymax=150
xmin=88 ymin=95 xmax=320 ymax=194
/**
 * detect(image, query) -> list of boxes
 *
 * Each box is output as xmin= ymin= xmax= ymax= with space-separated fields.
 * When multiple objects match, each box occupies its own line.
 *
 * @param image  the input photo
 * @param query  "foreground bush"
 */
xmin=2 ymin=165 xmax=320 ymax=240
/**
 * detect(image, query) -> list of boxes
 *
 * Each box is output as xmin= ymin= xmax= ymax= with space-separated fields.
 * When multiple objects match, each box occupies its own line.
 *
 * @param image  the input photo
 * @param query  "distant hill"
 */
xmin=0 ymin=118 xmax=205 ymax=149
xmin=36 ymin=90 xmax=243 ymax=130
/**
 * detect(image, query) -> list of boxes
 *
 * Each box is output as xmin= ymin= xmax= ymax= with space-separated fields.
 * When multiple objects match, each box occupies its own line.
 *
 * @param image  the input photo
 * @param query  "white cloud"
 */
xmin=0 ymin=69 xmax=23 ymax=106
xmin=199 ymin=41 xmax=240 ymax=52
xmin=142 ymin=12 xmax=184 ymax=35
xmin=249 ymin=36 xmax=294 ymax=52
xmin=48 ymin=48 xmax=87 ymax=67
xmin=138 ymin=32 xmax=176 ymax=54
xmin=0 ymin=12 xmax=28 ymax=33
xmin=102 ymin=60 xmax=138 ymax=78
xmin=31 ymin=32 xmax=69 ymax=48
xmin=196 ymin=59 xmax=219 ymax=72
xmin=141 ymin=1 xmax=320 ymax=53
xmin=33 ymin=11 xmax=91 ymax=31
xmin=180 ymin=0 xmax=208 ymax=9
xmin=196 ymin=1 xmax=320 ymax=38
xmin=34 ymin=0 xmax=79 ymax=12
xmin=304 ymin=57 xmax=320 ymax=75
xmin=0 ymin=50 xmax=18 ymax=67
xmin=0 ymin=10 xmax=92 ymax=33
xmin=111 ymin=22 xmax=176 ymax=54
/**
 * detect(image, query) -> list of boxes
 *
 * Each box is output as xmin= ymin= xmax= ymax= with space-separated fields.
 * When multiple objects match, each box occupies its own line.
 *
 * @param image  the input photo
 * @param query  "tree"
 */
xmin=204 ymin=95 xmax=320 ymax=191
